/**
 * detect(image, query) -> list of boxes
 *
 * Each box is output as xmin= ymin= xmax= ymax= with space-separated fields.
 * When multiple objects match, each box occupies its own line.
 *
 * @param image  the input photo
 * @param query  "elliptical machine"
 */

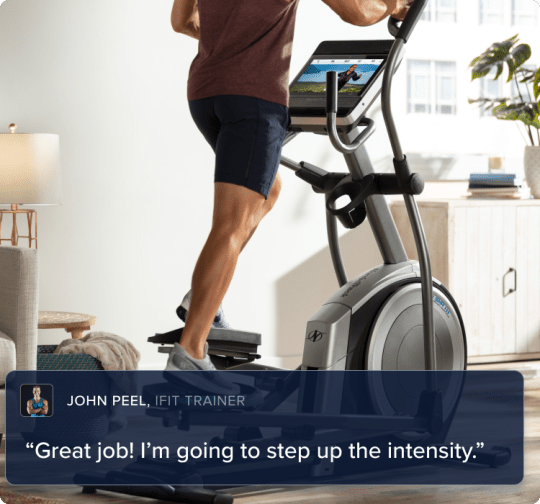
xmin=150 ymin=0 xmax=467 ymax=379
xmin=81 ymin=4 xmax=515 ymax=503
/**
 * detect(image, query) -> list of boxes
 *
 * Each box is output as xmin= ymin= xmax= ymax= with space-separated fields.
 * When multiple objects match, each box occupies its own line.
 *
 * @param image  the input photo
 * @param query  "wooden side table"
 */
xmin=38 ymin=312 xmax=97 ymax=339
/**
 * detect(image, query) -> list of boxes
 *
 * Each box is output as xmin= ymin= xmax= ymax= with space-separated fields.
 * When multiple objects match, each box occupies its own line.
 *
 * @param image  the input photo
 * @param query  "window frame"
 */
xmin=512 ymin=0 xmax=539 ymax=25
xmin=479 ymin=0 xmax=504 ymax=25
xmin=407 ymin=60 xmax=457 ymax=116
xmin=420 ymin=0 xmax=456 ymax=22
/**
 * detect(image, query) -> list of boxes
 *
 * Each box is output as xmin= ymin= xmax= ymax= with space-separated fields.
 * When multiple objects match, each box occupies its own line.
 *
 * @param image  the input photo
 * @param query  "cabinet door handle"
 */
xmin=503 ymin=267 xmax=517 ymax=297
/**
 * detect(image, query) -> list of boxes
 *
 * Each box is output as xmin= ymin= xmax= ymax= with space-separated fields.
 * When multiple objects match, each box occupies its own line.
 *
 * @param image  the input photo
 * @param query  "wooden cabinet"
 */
xmin=390 ymin=198 xmax=540 ymax=364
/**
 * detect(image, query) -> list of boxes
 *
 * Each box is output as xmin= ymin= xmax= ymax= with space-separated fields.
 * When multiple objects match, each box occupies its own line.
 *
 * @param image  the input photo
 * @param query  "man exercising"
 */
xmin=338 ymin=64 xmax=363 ymax=91
xmin=166 ymin=0 xmax=414 ymax=384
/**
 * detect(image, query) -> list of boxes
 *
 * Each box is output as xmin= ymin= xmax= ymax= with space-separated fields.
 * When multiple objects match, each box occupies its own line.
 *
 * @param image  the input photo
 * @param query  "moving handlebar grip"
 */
xmin=387 ymin=17 xmax=400 ymax=37
xmin=394 ymin=0 xmax=429 ymax=43
xmin=326 ymin=71 xmax=338 ymax=114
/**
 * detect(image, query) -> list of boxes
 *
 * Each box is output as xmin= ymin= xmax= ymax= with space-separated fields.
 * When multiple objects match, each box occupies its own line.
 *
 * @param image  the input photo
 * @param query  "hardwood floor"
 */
xmin=1 ymin=370 xmax=539 ymax=504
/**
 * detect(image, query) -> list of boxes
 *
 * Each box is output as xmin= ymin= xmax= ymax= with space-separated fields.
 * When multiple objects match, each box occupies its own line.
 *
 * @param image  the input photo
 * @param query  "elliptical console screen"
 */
xmin=289 ymin=54 xmax=388 ymax=117
xmin=290 ymin=58 xmax=385 ymax=95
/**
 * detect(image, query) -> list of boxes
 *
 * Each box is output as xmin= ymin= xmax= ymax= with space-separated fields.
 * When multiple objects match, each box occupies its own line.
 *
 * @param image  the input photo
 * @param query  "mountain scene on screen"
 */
xmin=291 ymin=63 xmax=380 ymax=94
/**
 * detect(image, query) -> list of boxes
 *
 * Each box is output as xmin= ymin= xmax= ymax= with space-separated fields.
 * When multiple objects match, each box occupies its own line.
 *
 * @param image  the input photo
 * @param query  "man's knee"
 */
xmin=212 ymin=202 xmax=264 ymax=244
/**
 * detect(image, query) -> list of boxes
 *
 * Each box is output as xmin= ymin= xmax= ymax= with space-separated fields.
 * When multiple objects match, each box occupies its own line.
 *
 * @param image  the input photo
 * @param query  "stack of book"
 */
xmin=467 ymin=173 xmax=524 ymax=199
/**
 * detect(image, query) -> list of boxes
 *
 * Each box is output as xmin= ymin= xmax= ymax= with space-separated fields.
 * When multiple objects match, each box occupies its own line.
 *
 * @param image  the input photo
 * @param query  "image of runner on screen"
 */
xmin=337 ymin=64 xmax=363 ymax=91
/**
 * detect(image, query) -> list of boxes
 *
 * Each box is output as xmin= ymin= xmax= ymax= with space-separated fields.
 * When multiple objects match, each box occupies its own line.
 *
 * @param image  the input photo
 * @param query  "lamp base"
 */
xmin=0 ymin=205 xmax=37 ymax=249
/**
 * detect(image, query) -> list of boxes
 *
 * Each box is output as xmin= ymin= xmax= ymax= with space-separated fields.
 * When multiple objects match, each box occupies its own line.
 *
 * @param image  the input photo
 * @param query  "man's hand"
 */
xmin=391 ymin=0 xmax=414 ymax=21
xmin=171 ymin=0 xmax=200 ymax=40
xmin=322 ymin=0 xmax=414 ymax=26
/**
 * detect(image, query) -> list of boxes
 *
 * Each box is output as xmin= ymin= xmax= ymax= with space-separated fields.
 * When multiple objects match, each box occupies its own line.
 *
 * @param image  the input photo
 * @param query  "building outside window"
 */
xmin=408 ymin=60 xmax=431 ymax=113
xmin=512 ymin=0 xmax=538 ymax=25
xmin=408 ymin=60 xmax=457 ymax=115
xmin=479 ymin=0 xmax=504 ymax=24
xmin=420 ymin=2 xmax=432 ymax=21
xmin=420 ymin=0 xmax=457 ymax=22
xmin=479 ymin=69 xmax=503 ymax=117
xmin=436 ymin=61 xmax=457 ymax=114
xmin=437 ymin=0 xmax=457 ymax=22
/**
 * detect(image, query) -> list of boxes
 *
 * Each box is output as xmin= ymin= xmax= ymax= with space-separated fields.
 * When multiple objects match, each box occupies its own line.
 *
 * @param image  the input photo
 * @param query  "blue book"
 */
xmin=469 ymin=173 xmax=517 ymax=183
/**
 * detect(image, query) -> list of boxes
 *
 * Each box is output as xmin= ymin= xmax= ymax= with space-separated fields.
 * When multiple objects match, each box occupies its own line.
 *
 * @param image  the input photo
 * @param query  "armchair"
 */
xmin=0 ymin=247 xmax=39 ymax=444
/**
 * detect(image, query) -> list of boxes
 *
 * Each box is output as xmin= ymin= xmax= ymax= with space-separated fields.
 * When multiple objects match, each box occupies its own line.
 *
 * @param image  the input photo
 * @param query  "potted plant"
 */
xmin=468 ymin=35 xmax=540 ymax=197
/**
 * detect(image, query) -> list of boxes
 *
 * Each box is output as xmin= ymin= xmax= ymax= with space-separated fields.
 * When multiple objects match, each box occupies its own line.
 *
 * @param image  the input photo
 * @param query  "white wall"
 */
xmin=0 ymin=0 xmax=537 ymax=369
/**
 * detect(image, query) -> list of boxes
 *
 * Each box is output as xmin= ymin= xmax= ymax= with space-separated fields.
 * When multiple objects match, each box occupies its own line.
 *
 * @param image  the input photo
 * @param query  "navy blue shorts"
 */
xmin=188 ymin=95 xmax=290 ymax=199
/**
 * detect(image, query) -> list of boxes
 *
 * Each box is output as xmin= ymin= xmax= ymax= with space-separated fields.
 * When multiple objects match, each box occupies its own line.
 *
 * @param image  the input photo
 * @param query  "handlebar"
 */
xmin=387 ymin=17 xmax=400 ymax=38
xmin=325 ymin=2 xmax=429 ymax=157
xmin=388 ymin=0 xmax=429 ymax=43
xmin=325 ymin=72 xmax=376 ymax=154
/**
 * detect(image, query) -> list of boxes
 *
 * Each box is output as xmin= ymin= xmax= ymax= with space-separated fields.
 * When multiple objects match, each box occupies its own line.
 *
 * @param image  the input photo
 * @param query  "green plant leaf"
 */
xmin=469 ymin=36 xmax=532 ymax=83
xmin=468 ymin=56 xmax=481 ymax=68
xmin=494 ymin=62 xmax=504 ymax=81
xmin=521 ymin=114 xmax=540 ymax=130
xmin=493 ymin=101 xmax=540 ymax=128
xmin=506 ymin=44 xmax=532 ymax=82
xmin=534 ymin=67 xmax=540 ymax=100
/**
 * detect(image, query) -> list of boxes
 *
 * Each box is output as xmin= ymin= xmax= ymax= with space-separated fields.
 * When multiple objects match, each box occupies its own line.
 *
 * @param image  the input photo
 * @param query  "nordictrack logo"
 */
xmin=433 ymin=295 xmax=450 ymax=317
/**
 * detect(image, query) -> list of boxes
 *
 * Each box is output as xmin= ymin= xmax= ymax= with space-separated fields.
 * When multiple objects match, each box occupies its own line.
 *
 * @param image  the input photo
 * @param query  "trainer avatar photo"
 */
xmin=24 ymin=385 xmax=51 ymax=417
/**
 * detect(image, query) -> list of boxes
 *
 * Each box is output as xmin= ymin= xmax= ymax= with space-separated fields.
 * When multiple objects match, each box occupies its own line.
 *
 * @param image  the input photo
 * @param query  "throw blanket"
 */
xmin=53 ymin=331 xmax=141 ymax=433
xmin=53 ymin=331 xmax=140 ymax=370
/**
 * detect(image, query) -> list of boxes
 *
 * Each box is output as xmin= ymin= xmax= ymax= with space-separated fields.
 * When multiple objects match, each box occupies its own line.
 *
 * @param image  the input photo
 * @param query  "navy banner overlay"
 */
xmin=5 ymin=370 xmax=523 ymax=486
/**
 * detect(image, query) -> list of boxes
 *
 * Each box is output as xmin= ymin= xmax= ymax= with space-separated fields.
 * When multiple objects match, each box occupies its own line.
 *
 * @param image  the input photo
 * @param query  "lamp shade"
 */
xmin=0 ymin=133 xmax=62 ymax=205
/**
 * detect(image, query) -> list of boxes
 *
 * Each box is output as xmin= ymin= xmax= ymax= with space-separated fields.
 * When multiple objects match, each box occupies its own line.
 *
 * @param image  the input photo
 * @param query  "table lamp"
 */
xmin=0 ymin=124 xmax=62 ymax=248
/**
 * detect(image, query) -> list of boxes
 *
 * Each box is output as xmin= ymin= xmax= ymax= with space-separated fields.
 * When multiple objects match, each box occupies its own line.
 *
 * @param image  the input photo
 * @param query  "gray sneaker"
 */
xmin=165 ymin=342 xmax=241 ymax=395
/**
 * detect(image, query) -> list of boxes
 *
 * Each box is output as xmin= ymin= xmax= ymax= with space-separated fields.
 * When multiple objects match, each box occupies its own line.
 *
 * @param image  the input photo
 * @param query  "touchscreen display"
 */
xmin=290 ymin=58 xmax=385 ymax=96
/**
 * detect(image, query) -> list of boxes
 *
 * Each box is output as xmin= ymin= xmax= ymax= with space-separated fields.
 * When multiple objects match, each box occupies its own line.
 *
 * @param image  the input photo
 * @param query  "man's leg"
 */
xmin=179 ymin=173 xmax=281 ymax=359
xmin=237 ymin=171 xmax=282 ymax=253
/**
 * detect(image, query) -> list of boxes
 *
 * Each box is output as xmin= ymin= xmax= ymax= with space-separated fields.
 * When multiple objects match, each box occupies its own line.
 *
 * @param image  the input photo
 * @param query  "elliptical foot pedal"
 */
xmin=149 ymin=327 xmax=262 ymax=369
xmin=149 ymin=327 xmax=261 ymax=346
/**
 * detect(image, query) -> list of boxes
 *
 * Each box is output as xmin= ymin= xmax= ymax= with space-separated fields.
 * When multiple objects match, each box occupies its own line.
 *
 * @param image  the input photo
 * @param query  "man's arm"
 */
xmin=171 ymin=0 xmax=200 ymax=40
xmin=41 ymin=399 xmax=49 ymax=416
xmin=27 ymin=400 xmax=41 ymax=415
xmin=321 ymin=0 xmax=413 ymax=26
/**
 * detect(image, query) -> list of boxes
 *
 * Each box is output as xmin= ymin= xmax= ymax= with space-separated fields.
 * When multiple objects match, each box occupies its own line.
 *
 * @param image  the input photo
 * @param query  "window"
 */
xmin=420 ymin=3 xmax=432 ymax=20
xmin=479 ymin=0 xmax=504 ymax=24
xmin=420 ymin=0 xmax=456 ymax=22
xmin=408 ymin=60 xmax=457 ymax=115
xmin=436 ymin=62 xmax=457 ymax=114
xmin=437 ymin=0 xmax=457 ymax=22
xmin=479 ymin=69 xmax=502 ymax=117
xmin=512 ymin=0 xmax=538 ymax=25
xmin=408 ymin=60 xmax=431 ymax=113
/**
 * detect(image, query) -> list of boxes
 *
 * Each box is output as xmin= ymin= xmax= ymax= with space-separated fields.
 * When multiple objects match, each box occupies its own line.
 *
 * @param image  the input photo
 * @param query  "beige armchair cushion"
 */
xmin=0 ymin=247 xmax=38 ymax=371
xmin=0 ymin=330 xmax=16 ymax=387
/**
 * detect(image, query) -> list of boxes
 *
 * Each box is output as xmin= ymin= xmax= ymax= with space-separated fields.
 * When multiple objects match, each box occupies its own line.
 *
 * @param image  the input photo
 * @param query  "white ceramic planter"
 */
xmin=524 ymin=145 xmax=540 ymax=198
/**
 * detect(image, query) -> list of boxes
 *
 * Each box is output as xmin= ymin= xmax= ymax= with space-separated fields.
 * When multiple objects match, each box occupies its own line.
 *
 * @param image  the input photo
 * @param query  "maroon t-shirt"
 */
xmin=187 ymin=0 xmax=300 ymax=108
